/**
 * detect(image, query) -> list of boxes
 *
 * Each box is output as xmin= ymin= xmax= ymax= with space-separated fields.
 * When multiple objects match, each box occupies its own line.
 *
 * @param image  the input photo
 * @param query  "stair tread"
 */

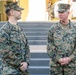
xmin=31 ymin=58 xmax=50 ymax=60
xmin=29 ymin=66 xmax=49 ymax=68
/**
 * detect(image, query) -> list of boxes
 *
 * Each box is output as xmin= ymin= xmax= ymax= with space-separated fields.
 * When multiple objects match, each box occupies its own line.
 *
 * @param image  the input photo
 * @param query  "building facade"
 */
xmin=0 ymin=0 xmax=76 ymax=21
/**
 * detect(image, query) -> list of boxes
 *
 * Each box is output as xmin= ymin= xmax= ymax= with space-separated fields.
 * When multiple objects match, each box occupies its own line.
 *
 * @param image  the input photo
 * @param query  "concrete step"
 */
xmin=27 ymin=36 xmax=47 ymax=40
xmin=25 ymin=32 xmax=47 ymax=36
xmin=29 ymin=66 xmax=49 ymax=74
xmin=23 ymin=28 xmax=49 ymax=32
xmin=24 ymin=30 xmax=48 ymax=33
xmin=28 ymin=40 xmax=47 ymax=45
xmin=30 ymin=58 xmax=49 ymax=66
xmin=31 ymin=53 xmax=49 ymax=58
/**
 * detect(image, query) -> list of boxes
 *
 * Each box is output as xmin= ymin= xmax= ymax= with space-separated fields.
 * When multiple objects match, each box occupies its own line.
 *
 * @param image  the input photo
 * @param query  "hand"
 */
xmin=58 ymin=58 xmax=64 ymax=63
xmin=61 ymin=57 xmax=71 ymax=65
xmin=60 ymin=58 xmax=69 ymax=65
xmin=20 ymin=62 xmax=28 ymax=72
xmin=58 ymin=57 xmax=71 ymax=65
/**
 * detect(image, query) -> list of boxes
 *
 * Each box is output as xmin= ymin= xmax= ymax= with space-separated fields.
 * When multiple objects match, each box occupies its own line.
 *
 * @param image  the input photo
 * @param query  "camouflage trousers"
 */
xmin=49 ymin=66 xmax=76 ymax=75
xmin=1 ymin=66 xmax=29 ymax=75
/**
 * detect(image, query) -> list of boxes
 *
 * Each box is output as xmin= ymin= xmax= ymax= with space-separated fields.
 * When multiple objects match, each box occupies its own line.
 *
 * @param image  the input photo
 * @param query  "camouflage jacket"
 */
xmin=0 ymin=22 xmax=30 ymax=69
xmin=47 ymin=20 xmax=76 ymax=68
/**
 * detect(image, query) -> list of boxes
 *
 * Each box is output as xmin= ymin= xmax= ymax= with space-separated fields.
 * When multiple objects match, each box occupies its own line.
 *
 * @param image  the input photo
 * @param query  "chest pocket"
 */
xmin=54 ymin=32 xmax=62 ymax=46
xmin=67 ymin=33 xmax=76 ymax=44
xmin=10 ymin=31 xmax=21 ymax=44
xmin=54 ymin=30 xmax=76 ymax=45
xmin=9 ymin=31 xmax=27 ymax=51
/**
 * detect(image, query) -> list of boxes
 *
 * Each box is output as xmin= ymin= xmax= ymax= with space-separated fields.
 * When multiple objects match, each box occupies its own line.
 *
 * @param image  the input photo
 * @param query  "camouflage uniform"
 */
xmin=0 ymin=2 xmax=30 ymax=75
xmin=47 ymin=4 xmax=76 ymax=75
xmin=0 ymin=22 xmax=30 ymax=75
xmin=47 ymin=20 xmax=76 ymax=75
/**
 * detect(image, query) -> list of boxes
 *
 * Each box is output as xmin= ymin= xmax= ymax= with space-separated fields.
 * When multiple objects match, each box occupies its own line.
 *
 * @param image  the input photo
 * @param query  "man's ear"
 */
xmin=10 ymin=9 xmax=14 ymax=16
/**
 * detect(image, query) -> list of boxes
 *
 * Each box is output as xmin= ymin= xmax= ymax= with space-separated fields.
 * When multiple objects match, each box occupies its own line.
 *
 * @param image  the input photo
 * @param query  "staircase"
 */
xmin=0 ymin=22 xmax=54 ymax=75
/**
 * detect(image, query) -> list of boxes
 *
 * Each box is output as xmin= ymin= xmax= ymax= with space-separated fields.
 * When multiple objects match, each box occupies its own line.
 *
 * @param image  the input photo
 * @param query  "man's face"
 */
xmin=10 ymin=9 xmax=22 ymax=20
xmin=58 ymin=11 xmax=69 ymax=21
xmin=14 ymin=10 xmax=22 ymax=20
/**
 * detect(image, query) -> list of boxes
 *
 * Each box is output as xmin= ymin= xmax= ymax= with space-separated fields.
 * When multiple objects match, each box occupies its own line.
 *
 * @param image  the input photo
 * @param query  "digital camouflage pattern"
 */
xmin=47 ymin=20 xmax=76 ymax=75
xmin=0 ymin=22 xmax=30 ymax=75
xmin=58 ymin=3 xmax=70 ymax=12
xmin=4 ymin=2 xmax=24 ymax=13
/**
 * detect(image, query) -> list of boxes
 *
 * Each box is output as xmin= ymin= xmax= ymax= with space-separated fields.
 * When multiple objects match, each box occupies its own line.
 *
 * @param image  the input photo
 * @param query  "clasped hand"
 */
xmin=58 ymin=57 xmax=71 ymax=65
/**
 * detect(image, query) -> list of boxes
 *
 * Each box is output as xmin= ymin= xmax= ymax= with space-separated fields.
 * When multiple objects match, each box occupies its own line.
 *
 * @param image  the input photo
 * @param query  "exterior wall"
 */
xmin=19 ymin=0 xmax=28 ymax=21
xmin=0 ymin=0 xmax=13 ymax=21
xmin=0 ymin=1 xmax=7 ymax=21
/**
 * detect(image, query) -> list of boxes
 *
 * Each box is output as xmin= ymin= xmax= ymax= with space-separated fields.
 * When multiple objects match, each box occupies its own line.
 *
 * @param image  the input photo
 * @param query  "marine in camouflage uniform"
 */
xmin=0 ymin=2 xmax=30 ymax=75
xmin=47 ymin=3 xmax=76 ymax=75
